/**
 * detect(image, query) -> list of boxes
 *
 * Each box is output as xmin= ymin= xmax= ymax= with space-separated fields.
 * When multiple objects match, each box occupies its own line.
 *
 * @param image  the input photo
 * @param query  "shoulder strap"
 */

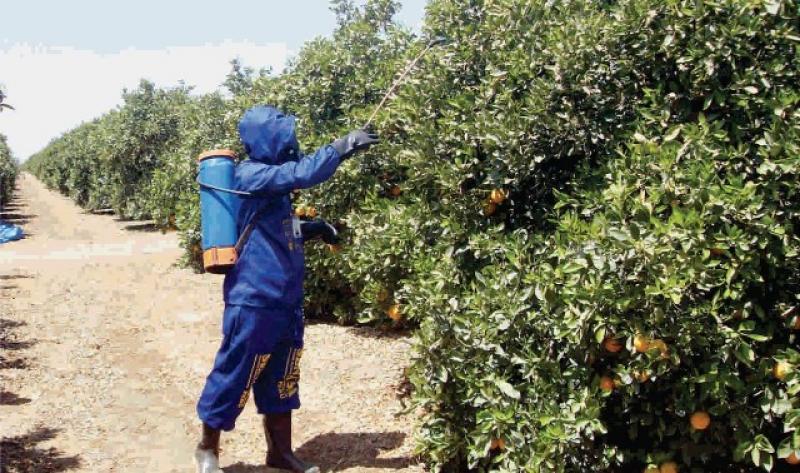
xmin=234 ymin=204 xmax=270 ymax=256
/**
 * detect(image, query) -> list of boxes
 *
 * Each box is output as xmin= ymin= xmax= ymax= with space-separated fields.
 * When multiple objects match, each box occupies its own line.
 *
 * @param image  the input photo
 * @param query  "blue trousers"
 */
xmin=197 ymin=305 xmax=304 ymax=431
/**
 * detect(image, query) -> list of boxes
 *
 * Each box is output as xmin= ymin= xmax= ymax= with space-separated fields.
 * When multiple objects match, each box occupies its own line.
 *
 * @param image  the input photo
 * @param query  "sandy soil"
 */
xmin=0 ymin=173 xmax=423 ymax=473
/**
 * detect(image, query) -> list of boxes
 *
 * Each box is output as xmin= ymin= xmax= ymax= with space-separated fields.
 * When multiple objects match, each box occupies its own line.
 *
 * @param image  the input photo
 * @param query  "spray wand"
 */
xmin=362 ymin=36 xmax=447 ymax=130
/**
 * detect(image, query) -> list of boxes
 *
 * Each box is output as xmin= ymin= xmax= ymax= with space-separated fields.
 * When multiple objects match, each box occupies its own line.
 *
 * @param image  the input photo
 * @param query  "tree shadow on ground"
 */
xmin=0 ymin=427 xmax=81 ymax=472
xmin=345 ymin=325 xmax=414 ymax=342
xmin=224 ymin=431 xmax=412 ymax=473
xmin=0 ymin=275 xmax=33 ymax=281
xmin=87 ymin=208 xmax=114 ymax=215
xmin=0 ymin=390 xmax=31 ymax=405
xmin=0 ymin=319 xmax=26 ymax=330
xmin=0 ymin=317 xmax=33 ymax=385
xmin=303 ymin=318 xmax=414 ymax=342
xmin=123 ymin=222 xmax=160 ymax=233
xmin=0 ymin=317 xmax=34 ymax=351
xmin=0 ymin=357 xmax=29 ymax=370
xmin=0 ymin=212 xmax=36 ymax=225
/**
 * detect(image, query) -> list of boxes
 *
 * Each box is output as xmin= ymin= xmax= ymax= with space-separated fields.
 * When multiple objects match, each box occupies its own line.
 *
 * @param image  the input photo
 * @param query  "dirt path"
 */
xmin=1 ymin=173 xmax=422 ymax=473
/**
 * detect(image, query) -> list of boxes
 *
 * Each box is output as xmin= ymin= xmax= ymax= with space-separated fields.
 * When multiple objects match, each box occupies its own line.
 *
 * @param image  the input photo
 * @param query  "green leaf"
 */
xmin=495 ymin=380 xmax=521 ymax=400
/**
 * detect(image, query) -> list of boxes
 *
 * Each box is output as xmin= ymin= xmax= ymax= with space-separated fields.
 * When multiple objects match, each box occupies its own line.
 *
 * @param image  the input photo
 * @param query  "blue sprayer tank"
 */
xmin=198 ymin=149 xmax=240 ymax=274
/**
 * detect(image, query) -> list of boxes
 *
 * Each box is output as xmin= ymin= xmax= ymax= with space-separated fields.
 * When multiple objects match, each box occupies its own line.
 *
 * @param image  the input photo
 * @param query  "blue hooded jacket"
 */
xmin=223 ymin=106 xmax=341 ymax=309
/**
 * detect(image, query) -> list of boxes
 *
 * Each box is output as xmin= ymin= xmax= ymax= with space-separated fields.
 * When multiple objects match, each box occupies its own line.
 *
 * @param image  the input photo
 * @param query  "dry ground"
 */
xmin=0 ymin=173 xmax=423 ymax=473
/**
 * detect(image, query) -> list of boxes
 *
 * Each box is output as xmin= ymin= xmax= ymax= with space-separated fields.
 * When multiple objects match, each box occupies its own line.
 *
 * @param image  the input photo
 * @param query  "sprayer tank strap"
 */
xmin=234 ymin=203 xmax=271 ymax=256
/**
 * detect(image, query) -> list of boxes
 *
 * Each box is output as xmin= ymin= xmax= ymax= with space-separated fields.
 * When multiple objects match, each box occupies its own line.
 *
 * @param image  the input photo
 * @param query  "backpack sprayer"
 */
xmin=197 ymin=36 xmax=447 ymax=274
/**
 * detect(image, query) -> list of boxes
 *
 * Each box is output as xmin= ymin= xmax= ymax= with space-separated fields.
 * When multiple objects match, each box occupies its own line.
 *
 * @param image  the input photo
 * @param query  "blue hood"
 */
xmin=238 ymin=105 xmax=300 ymax=164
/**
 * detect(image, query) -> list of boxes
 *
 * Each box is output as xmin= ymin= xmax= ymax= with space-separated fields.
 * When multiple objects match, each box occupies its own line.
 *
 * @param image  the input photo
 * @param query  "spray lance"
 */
xmin=362 ymin=35 xmax=448 ymax=130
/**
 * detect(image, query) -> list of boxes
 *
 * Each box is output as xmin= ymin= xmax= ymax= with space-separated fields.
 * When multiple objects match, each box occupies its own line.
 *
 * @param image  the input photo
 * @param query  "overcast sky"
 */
xmin=0 ymin=0 xmax=428 ymax=161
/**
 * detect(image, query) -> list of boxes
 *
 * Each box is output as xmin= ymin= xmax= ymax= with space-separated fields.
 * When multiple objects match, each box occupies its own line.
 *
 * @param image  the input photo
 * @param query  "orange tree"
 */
xmin=23 ymin=0 xmax=800 ymax=470
xmin=399 ymin=0 xmax=800 ymax=471
xmin=0 ymin=133 xmax=17 ymax=206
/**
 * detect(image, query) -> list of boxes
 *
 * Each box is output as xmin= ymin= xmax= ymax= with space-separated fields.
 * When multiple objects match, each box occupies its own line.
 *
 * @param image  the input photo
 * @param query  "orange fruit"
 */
xmin=387 ymin=304 xmax=402 ymax=321
xmin=786 ymin=452 xmax=800 ymax=465
xmin=327 ymin=244 xmax=341 ymax=253
xmin=690 ymin=411 xmax=711 ymax=430
xmin=390 ymin=185 xmax=402 ymax=197
xmin=489 ymin=189 xmax=506 ymax=204
xmin=603 ymin=337 xmax=623 ymax=353
xmin=295 ymin=206 xmax=306 ymax=217
xmin=774 ymin=361 xmax=791 ymax=381
xmin=650 ymin=339 xmax=669 ymax=358
xmin=483 ymin=202 xmax=497 ymax=216
xmin=660 ymin=461 xmax=679 ymax=473
xmin=635 ymin=370 xmax=650 ymax=383
xmin=599 ymin=376 xmax=615 ymax=392
xmin=490 ymin=438 xmax=506 ymax=451
xmin=633 ymin=334 xmax=650 ymax=353
xmin=306 ymin=206 xmax=318 ymax=218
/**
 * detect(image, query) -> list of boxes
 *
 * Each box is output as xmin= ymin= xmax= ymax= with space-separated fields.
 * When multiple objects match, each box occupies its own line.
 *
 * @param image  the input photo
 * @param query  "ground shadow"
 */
xmin=224 ymin=431 xmax=412 ymax=473
xmin=0 ymin=427 xmax=81 ymax=472
xmin=0 ymin=390 xmax=31 ymax=405
xmin=88 ymin=208 xmax=114 ymax=215
xmin=0 ymin=212 xmax=36 ymax=226
xmin=0 ymin=338 xmax=34 ymax=351
xmin=123 ymin=222 xmax=160 ymax=233
xmin=0 ymin=357 xmax=29 ymax=370
xmin=0 ymin=318 xmax=34 ymax=352
xmin=0 ymin=319 xmax=26 ymax=330
xmin=0 ymin=275 xmax=33 ymax=281
xmin=0 ymin=317 xmax=33 ymax=376
xmin=303 ymin=318 xmax=414 ymax=343
xmin=344 ymin=325 xmax=415 ymax=342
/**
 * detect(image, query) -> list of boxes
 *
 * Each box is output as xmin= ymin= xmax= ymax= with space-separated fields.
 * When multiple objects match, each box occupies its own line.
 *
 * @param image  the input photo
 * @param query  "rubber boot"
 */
xmin=264 ymin=413 xmax=320 ymax=473
xmin=195 ymin=423 xmax=224 ymax=473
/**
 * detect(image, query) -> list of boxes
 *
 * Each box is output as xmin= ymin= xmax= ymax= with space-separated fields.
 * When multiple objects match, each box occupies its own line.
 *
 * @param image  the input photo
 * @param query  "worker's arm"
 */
xmin=236 ymin=145 xmax=341 ymax=196
xmin=236 ymin=130 xmax=379 ymax=196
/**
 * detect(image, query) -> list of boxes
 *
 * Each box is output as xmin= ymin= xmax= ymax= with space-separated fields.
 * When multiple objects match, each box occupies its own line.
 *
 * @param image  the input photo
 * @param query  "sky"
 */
xmin=0 ymin=0 xmax=428 ymax=161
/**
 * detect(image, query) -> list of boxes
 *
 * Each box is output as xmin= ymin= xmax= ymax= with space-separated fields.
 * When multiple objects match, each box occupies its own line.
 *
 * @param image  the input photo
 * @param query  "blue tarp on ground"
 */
xmin=0 ymin=220 xmax=23 ymax=244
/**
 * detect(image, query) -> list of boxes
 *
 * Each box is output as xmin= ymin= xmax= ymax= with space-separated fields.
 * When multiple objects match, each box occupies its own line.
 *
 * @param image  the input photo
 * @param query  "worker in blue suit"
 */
xmin=195 ymin=105 xmax=378 ymax=473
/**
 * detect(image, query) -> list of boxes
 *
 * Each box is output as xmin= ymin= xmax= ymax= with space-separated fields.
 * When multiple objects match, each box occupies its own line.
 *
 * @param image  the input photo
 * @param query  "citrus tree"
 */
xmin=24 ymin=0 xmax=800 ymax=470
xmin=402 ymin=0 xmax=800 ymax=471
xmin=0 ymin=133 xmax=17 ymax=206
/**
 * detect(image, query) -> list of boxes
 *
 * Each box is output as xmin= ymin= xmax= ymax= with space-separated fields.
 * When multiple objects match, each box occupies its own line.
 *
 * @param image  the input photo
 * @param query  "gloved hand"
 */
xmin=300 ymin=218 xmax=339 ymax=245
xmin=330 ymin=129 xmax=379 ymax=160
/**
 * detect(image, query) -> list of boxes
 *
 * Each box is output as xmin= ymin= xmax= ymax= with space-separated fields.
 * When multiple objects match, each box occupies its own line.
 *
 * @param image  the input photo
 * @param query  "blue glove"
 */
xmin=300 ymin=219 xmax=339 ymax=244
